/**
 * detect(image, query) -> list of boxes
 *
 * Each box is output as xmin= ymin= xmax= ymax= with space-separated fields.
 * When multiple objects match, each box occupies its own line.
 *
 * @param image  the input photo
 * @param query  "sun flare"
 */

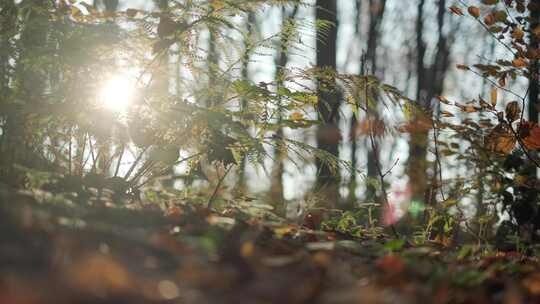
xmin=99 ymin=75 xmax=134 ymax=113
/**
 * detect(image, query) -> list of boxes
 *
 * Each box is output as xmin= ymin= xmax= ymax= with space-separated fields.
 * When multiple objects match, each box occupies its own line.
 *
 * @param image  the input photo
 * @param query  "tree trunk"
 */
xmin=529 ymin=0 xmax=540 ymax=125
xmin=270 ymin=5 xmax=299 ymax=214
xmin=315 ymin=0 xmax=340 ymax=206
xmin=408 ymin=0 xmax=450 ymax=207
xmin=237 ymin=12 xmax=256 ymax=192
xmin=523 ymin=0 xmax=540 ymax=204
xmin=348 ymin=0 xmax=363 ymax=205
xmin=1 ymin=0 xmax=49 ymax=186
xmin=365 ymin=0 xmax=386 ymax=202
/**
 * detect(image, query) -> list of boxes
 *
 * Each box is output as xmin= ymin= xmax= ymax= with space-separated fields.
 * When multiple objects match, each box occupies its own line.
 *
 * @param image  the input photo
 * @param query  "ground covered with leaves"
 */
xmin=2 ymin=189 xmax=540 ymax=304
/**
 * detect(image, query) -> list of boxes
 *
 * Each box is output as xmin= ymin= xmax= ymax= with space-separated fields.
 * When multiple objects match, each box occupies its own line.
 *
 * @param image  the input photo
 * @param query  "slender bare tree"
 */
xmin=315 ymin=0 xmax=340 ymax=205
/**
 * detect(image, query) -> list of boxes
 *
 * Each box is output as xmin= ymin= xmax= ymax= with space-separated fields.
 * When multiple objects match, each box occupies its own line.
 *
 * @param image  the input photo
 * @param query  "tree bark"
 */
xmin=365 ymin=0 xmax=386 ymax=202
xmin=529 ymin=0 xmax=540 ymax=125
xmin=348 ymin=0 xmax=363 ymax=205
xmin=316 ymin=0 xmax=340 ymax=205
xmin=408 ymin=0 xmax=450 ymax=206
xmin=270 ymin=6 xmax=299 ymax=214
xmin=1 ymin=0 xmax=50 ymax=186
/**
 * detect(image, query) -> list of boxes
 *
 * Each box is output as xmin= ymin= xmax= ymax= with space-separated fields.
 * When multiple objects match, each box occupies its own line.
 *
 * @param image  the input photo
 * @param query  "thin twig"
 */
xmin=457 ymin=0 xmax=516 ymax=56
xmin=114 ymin=145 xmax=124 ymax=177
xmin=124 ymin=146 xmax=149 ymax=180
xmin=432 ymin=115 xmax=446 ymax=201
xmin=363 ymin=69 xmax=399 ymax=238
xmin=207 ymin=164 xmax=233 ymax=209
xmin=382 ymin=158 xmax=399 ymax=178
xmin=135 ymin=152 xmax=204 ymax=188
xmin=68 ymin=128 xmax=72 ymax=175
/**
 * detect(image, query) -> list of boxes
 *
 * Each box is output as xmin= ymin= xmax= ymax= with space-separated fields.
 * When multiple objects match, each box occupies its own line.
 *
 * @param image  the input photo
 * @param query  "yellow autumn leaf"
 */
xmin=490 ymin=87 xmax=497 ymax=107
xmin=289 ymin=111 xmax=304 ymax=121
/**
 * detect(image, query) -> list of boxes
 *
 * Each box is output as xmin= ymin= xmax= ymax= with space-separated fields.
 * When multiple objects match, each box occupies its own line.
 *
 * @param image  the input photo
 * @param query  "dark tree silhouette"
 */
xmin=315 ymin=0 xmax=340 ymax=205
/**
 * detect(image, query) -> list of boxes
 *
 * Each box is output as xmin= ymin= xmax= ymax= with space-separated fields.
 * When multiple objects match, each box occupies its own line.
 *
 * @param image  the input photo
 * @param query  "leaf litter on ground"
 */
xmin=2 ymin=187 xmax=540 ymax=303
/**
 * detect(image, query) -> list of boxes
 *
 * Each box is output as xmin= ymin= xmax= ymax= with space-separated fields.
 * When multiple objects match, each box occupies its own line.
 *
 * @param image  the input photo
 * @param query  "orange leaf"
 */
xmin=524 ymin=273 xmax=540 ymax=295
xmin=456 ymin=103 xmax=479 ymax=113
xmin=519 ymin=121 xmax=540 ymax=150
xmin=376 ymin=255 xmax=405 ymax=276
xmin=484 ymin=13 xmax=495 ymax=26
xmin=440 ymin=110 xmax=454 ymax=118
xmin=490 ymin=87 xmax=498 ymax=107
xmin=289 ymin=111 xmax=304 ymax=121
xmin=397 ymin=118 xmax=432 ymax=133
xmin=468 ymin=6 xmax=480 ymax=18
xmin=355 ymin=118 xmax=386 ymax=137
xmin=486 ymin=123 xmax=516 ymax=154
xmin=68 ymin=254 xmax=134 ymax=293
xmin=511 ymin=27 xmax=524 ymax=40
xmin=512 ymin=57 xmax=528 ymax=68
xmin=437 ymin=95 xmax=452 ymax=104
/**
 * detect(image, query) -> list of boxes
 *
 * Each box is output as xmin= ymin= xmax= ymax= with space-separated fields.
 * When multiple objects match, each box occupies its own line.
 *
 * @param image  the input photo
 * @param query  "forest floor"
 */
xmin=1 ymin=191 xmax=540 ymax=304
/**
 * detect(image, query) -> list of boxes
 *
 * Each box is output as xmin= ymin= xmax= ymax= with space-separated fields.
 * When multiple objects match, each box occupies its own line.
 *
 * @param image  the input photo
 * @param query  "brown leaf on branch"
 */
xmin=519 ymin=121 xmax=540 ymax=150
xmin=397 ymin=118 xmax=432 ymax=134
xmin=484 ymin=13 xmax=495 ymax=26
xmin=512 ymin=57 xmax=528 ymax=68
xmin=505 ymin=101 xmax=521 ymax=122
xmin=490 ymin=87 xmax=498 ymax=107
xmin=455 ymin=103 xmax=480 ymax=113
xmin=485 ymin=123 xmax=516 ymax=154
xmin=355 ymin=118 xmax=386 ymax=137
xmin=449 ymin=6 xmax=464 ymax=16
xmin=511 ymin=27 xmax=524 ymax=40
xmin=468 ymin=6 xmax=480 ymax=18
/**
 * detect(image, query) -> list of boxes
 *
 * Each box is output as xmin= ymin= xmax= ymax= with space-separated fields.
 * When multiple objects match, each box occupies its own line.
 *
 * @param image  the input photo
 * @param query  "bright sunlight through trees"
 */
xmin=98 ymin=74 xmax=134 ymax=113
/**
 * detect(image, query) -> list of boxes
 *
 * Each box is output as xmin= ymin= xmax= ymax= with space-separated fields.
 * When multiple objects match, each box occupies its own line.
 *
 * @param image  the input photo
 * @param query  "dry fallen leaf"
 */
xmin=376 ymin=255 xmax=405 ymax=276
xmin=485 ymin=123 xmax=516 ymax=154
xmin=523 ymin=273 xmax=540 ymax=295
xmin=67 ymin=254 xmax=134 ymax=294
